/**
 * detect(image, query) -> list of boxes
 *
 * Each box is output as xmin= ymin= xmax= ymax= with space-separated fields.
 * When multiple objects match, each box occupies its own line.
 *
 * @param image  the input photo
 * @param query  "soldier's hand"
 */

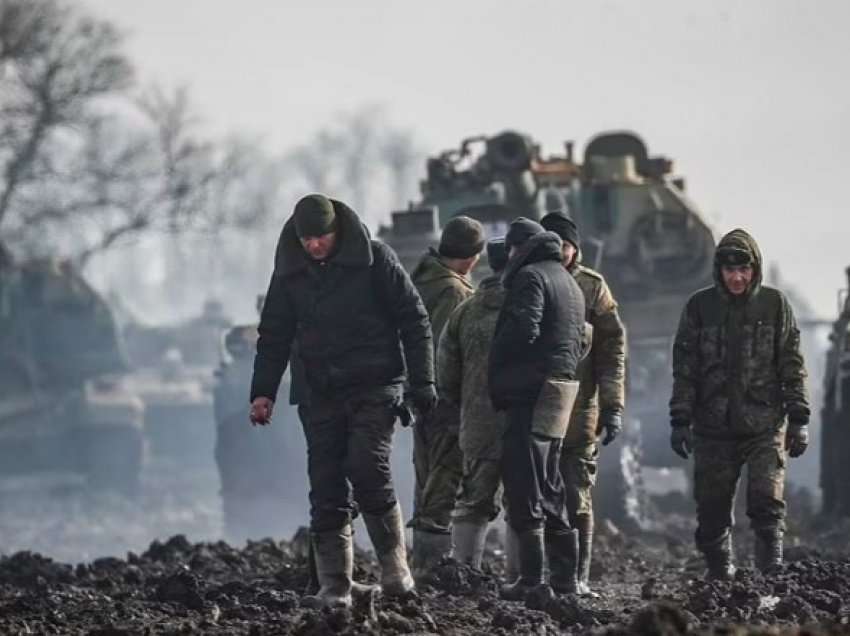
xmin=597 ymin=411 xmax=623 ymax=446
xmin=785 ymin=424 xmax=809 ymax=458
xmin=250 ymin=397 xmax=274 ymax=426
xmin=670 ymin=423 xmax=693 ymax=459
xmin=409 ymin=384 xmax=438 ymax=416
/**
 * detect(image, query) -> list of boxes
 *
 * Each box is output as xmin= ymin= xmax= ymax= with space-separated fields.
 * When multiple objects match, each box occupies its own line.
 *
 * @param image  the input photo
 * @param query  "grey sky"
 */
xmin=85 ymin=0 xmax=850 ymax=315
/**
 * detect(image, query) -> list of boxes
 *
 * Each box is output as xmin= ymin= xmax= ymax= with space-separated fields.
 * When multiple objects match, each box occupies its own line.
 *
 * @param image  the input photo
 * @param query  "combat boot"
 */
xmin=363 ymin=503 xmax=415 ymax=596
xmin=301 ymin=525 xmax=353 ymax=609
xmin=411 ymin=529 xmax=451 ymax=582
xmin=575 ymin=514 xmax=597 ymax=596
xmin=503 ymin=524 xmax=520 ymax=582
xmin=546 ymin=529 xmax=579 ymax=595
xmin=500 ymin=527 xmax=546 ymax=601
xmin=700 ymin=531 xmax=736 ymax=581
xmin=754 ymin=528 xmax=783 ymax=573
xmin=451 ymin=517 xmax=489 ymax=570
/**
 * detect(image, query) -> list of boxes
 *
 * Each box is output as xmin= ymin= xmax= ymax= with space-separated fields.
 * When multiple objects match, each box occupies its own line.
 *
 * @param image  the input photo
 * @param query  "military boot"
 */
xmin=411 ymin=529 xmax=451 ymax=582
xmin=451 ymin=517 xmax=489 ymax=570
xmin=546 ymin=529 xmax=579 ymax=595
xmin=754 ymin=528 xmax=783 ymax=573
xmin=500 ymin=527 xmax=546 ymax=601
xmin=504 ymin=524 xmax=520 ymax=582
xmin=575 ymin=514 xmax=596 ymax=596
xmin=363 ymin=503 xmax=415 ymax=596
xmin=301 ymin=525 xmax=353 ymax=609
xmin=700 ymin=531 xmax=736 ymax=581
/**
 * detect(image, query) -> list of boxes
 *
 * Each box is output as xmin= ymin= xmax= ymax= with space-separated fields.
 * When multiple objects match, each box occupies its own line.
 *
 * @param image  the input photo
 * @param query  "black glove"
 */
xmin=785 ymin=423 xmax=809 ymax=458
xmin=596 ymin=411 xmax=622 ymax=446
xmin=670 ymin=422 xmax=693 ymax=459
xmin=409 ymin=384 xmax=438 ymax=415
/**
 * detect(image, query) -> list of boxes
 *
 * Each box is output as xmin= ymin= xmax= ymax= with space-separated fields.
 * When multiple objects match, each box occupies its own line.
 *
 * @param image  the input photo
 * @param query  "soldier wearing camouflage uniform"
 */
xmin=669 ymin=228 xmax=810 ymax=579
xmin=409 ymin=215 xmax=485 ymax=579
xmin=541 ymin=212 xmax=626 ymax=596
xmin=437 ymin=239 xmax=510 ymax=569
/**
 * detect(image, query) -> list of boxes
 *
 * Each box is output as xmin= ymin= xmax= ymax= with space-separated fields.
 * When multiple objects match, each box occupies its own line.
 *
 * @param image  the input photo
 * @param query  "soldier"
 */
xmin=250 ymin=194 xmax=436 ymax=608
xmin=669 ymin=228 xmax=809 ymax=579
xmin=438 ymin=239 xmax=509 ymax=569
xmin=490 ymin=218 xmax=586 ymax=598
xmin=408 ymin=215 xmax=485 ymax=578
xmin=540 ymin=212 xmax=626 ymax=596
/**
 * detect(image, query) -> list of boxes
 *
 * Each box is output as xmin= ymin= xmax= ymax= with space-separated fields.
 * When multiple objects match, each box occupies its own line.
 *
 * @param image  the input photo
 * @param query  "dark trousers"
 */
xmin=298 ymin=395 xmax=399 ymax=532
xmin=501 ymin=405 xmax=571 ymax=535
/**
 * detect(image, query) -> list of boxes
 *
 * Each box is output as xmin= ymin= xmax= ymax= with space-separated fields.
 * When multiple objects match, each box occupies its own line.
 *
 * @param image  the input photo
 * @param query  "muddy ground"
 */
xmin=2 ymin=511 xmax=850 ymax=635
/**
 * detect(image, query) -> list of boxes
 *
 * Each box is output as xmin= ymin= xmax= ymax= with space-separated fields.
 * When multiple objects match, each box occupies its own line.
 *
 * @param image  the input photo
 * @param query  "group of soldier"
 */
xmin=248 ymin=193 xmax=810 ymax=609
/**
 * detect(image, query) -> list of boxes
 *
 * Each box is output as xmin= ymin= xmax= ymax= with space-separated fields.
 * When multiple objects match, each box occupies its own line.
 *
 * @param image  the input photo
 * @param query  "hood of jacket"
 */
xmin=502 ymin=230 xmax=564 ymax=287
xmin=713 ymin=228 xmax=763 ymax=301
xmin=411 ymin=247 xmax=472 ymax=289
xmin=274 ymin=199 xmax=372 ymax=277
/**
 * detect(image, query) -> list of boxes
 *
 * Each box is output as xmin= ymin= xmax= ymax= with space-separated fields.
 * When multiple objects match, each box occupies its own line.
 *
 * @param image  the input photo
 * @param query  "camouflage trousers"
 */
xmin=410 ymin=402 xmax=463 ymax=534
xmin=693 ymin=431 xmax=786 ymax=547
xmin=452 ymin=457 xmax=502 ymax=523
xmin=560 ymin=442 xmax=599 ymax=524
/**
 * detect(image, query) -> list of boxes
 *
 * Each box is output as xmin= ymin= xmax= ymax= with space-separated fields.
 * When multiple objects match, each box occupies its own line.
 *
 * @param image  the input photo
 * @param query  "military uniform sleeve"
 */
xmin=430 ymin=284 xmax=472 ymax=346
xmin=669 ymin=297 xmax=699 ymax=426
xmin=493 ymin=269 xmax=546 ymax=351
xmin=251 ymin=273 xmax=296 ymax=402
xmin=373 ymin=244 xmax=435 ymax=389
xmin=437 ymin=302 xmax=465 ymax=406
xmin=777 ymin=295 xmax=810 ymax=425
xmin=591 ymin=279 xmax=626 ymax=416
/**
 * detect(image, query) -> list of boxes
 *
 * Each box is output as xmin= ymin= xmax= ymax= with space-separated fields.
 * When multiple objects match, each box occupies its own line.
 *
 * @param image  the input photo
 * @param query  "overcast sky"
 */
xmin=84 ymin=0 xmax=850 ymax=316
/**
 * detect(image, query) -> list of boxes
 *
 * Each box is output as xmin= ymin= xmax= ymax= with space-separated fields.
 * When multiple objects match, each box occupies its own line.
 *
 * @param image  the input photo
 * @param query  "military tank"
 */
xmin=820 ymin=266 xmax=850 ymax=518
xmin=380 ymin=130 xmax=716 ymax=529
xmin=0 ymin=254 xmax=145 ymax=496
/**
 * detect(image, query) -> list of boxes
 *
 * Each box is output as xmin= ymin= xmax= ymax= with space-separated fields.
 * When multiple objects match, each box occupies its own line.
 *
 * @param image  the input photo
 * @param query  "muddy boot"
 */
xmin=451 ymin=517 xmax=489 ymax=569
xmin=504 ymin=524 xmax=520 ymax=582
xmin=547 ymin=529 xmax=579 ymax=595
xmin=500 ymin=527 xmax=545 ymax=601
xmin=411 ymin=529 xmax=451 ymax=582
xmin=301 ymin=525 xmax=353 ymax=609
xmin=363 ymin=503 xmax=415 ymax=596
xmin=575 ymin=514 xmax=597 ymax=597
xmin=700 ymin=531 xmax=736 ymax=581
xmin=754 ymin=528 xmax=783 ymax=573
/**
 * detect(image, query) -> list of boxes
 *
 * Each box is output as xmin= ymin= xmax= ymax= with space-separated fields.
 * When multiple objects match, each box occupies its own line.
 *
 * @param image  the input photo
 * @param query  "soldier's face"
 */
xmin=562 ymin=242 xmax=577 ymax=267
xmin=300 ymin=232 xmax=337 ymax=261
xmin=721 ymin=264 xmax=754 ymax=295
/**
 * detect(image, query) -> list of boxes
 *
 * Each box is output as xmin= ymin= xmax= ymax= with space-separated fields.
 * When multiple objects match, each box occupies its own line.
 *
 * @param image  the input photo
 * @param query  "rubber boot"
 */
xmin=754 ymin=528 xmax=783 ymax=573
xmin=500 ymin=527 xmax=546 ymax=601
xmin=363 ymin=503 xmax=415 ymax=596
xmin=575 ymin=514 xmax=596 ymax=597
xmin=504 ymin=524 xmax=520 ymax=582
xmin=451 ymin=517 xmax=489 ymax=569
xmin=301 ymin=525 xmax=353 ymax=609
xmin=700 ymin=531 xmax=736 ymax=581
xmin=546 ymin=529 xmax=579 ymax=595
xmin=411 ymin=529 xmax=451 ymax=582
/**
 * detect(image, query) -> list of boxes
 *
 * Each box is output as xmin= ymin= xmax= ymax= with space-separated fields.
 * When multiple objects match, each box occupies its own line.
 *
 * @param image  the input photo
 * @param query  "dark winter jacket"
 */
xmin=250 ymin=200 xmax=434 ymax=404
xmin=488 ymin=231 xmax=586 ymax=410
xmin=669 ymin=229 xmax=810 ymax=439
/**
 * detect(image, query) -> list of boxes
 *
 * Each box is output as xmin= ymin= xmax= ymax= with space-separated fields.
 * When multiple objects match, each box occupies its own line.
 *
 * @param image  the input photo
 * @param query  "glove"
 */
xmin=409 ymin=384 xmax=438 ymax=415
xmin=785 ymin=424 xmax=809 ymax=458
xmin=596 ymin=411 xmax=623 ymax=446
xmin=670 ymin=423 xmax=693 ymax=459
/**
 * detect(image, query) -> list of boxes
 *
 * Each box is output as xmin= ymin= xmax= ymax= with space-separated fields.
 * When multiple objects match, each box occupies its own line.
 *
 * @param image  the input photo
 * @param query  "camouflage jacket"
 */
xmin=563 ymin=264 xmax=627 ymax=447
xmin=438 ymin=275 xmax=507 ymax=460
xmin=411 ymin=248 xmax=475 ymax=352
xmin=669 ymin=229 xmax=810 ymax=439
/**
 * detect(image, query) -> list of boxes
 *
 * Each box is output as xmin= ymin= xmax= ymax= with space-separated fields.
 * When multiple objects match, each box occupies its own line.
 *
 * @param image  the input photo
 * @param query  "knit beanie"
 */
xmin=294 ymin=194 xmax=337 ymax=238
xmin=438 ymin=215 xmax=486 ymax=259
xmin=540 ymin=212 xmax=580 ymax=250
xmin=505 ymin=217 xmax=544 ymax=250
xmin=486 ymin=238 xmax=508 ymax=273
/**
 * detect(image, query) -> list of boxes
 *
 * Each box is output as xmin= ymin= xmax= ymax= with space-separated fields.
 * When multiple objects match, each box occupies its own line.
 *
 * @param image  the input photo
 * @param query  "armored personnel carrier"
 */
xmin=820 ymin=267 xmax=850 ymax=517
xmin=380 ymin=130 xmax=716 ymax=529
xmin=0 ymin=254 xmax=145 ymax=495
